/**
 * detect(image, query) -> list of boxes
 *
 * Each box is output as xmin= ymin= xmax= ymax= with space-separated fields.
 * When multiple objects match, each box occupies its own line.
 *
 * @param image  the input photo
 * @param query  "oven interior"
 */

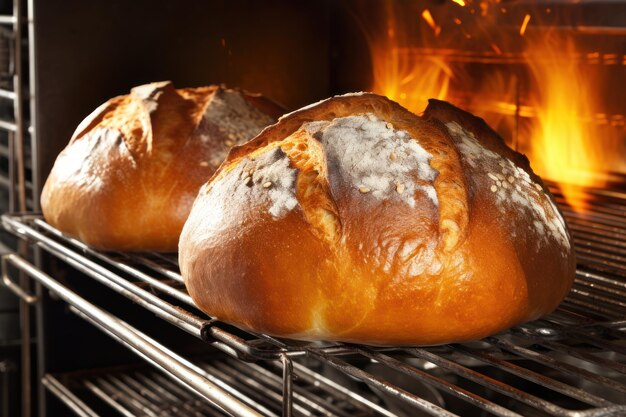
xmin=0 ymin=1 xmax=625 ymax=416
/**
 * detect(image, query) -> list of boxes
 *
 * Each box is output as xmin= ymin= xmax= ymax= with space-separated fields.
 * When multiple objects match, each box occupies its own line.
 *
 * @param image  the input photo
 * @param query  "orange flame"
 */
xmin=366 ymin=2 xmax=622 ymax=212
xmin=519 ymin=14 xmax=531 ymax=36
xmin=421 ymin=10 xmax=441 ymax=36
xmin=371 ymin=5 xmax=451 ymax=112
xmin=525 ymin=36 xmax=610 ymax=211
xmin=372 ymin=50 xmax=452 ymax=113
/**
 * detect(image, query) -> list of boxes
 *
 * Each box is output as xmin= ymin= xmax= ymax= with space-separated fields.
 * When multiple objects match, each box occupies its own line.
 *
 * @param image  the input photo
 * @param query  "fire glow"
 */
xmin=526 ymin=36 xmax=607 ymax=211
xmin=421 ymin=9 xmax=441 ymax=36
xmin=371 ymin=3 xmax=451 ymax=119
xmin=368 ymin=2 xmax=621 ymax=212
xmin=519 ymin=14 xmax=531 ymax=36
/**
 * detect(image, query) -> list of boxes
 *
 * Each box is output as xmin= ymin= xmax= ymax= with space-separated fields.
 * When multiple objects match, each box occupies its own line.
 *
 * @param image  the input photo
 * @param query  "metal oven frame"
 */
xmin=1 ymin=1 xmax=625 ymax=416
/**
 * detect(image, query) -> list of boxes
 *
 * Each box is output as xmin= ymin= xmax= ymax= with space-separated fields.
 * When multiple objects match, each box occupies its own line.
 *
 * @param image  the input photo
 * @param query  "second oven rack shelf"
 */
xmin=43 ymin=354 xmax=386 ymax=417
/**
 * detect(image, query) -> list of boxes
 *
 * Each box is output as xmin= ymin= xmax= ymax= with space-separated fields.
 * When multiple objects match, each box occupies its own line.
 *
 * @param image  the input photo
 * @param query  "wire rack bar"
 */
xmin=45 ymin=354 xmax=395 ymax=417
xmin=2 ymin=253 xmax=263 ymax=417
xmin=0 ymin=89 xmax=16 ymax=100
xmin=41 ymin=374 xmax=99 ymax=417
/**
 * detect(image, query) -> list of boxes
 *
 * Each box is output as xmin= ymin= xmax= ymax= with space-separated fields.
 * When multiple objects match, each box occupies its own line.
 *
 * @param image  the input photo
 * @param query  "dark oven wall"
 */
xmin=32 ymin=0 xmax=335 ymax=199
xmin=31 ymin=2 xmax=337 ymax=414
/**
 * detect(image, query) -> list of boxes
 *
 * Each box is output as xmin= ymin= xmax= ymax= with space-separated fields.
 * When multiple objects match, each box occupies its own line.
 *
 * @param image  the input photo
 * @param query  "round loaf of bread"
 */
xmin=179 ymin=93 xmax=575 ymax=345
xmin=41 ymin=81 xmax=283 ymax=251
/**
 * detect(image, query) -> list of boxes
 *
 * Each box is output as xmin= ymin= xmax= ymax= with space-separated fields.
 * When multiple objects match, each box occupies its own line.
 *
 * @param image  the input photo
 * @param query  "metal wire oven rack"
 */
xmin=0 ymin=0 xmax=35 ymax=216
xmin=2 ymin=182 xmax=626 ymax=417
xmin=40 ymin=353 xmax=395 ymax=417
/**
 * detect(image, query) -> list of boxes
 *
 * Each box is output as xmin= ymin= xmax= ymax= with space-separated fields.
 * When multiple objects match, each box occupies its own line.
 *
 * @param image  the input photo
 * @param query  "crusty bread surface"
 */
xmin=41 ymin=81 xmax=281 ymax=251
xmin=179 ymin=92 xmax=575 ymax=345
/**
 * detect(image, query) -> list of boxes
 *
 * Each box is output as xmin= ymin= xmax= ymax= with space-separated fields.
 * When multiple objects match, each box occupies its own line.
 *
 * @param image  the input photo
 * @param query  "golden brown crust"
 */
xmin=215 ymin=92 xmax=470 ymax=252
xmin=41 ymin=81 xmax=282 ymax=251
xmin=179 ymin=93 xmax=576 ymax=346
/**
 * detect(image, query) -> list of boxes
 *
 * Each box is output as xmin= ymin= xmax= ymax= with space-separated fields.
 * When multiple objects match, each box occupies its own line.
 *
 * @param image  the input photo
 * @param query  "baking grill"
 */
xmin=0 ymin=0 xmax=36 ymax=416
xmin=2 ymin=180 xmax=626 ymax=417
xmin=41 ymin=355 xmax=391 ymax=417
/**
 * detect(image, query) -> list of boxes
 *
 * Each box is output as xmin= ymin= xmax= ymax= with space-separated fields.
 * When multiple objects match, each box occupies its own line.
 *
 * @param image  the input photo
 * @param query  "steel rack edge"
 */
xmin=1 ymin=252 xmax=270 ymax=417
xmin=1 ymin=212 xmax=308 ymax=362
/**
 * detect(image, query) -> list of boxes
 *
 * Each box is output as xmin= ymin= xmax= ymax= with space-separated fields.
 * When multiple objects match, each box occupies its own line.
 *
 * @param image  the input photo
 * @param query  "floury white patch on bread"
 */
xmin=225 ymin=113 xmax=440 ymax=221
xmin=210 ymin=147 xmax=299 ymax=220
xmin=304 ymin=114 xmax=439 ymax=208
xmin=198 ymin=88 xmax=275 ymax=168
xmin=202 ymin=88 xmax=275 ymax=143
xmin=446 ymin=121 xmax=570 ymax=253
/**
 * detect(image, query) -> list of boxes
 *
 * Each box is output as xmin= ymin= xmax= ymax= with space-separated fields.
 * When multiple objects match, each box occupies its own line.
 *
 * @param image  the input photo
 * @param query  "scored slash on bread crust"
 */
xmin=210 ymin=92 xmax=470 ymax=253
xmin=180 ymin=92 xmax=576 ymax=346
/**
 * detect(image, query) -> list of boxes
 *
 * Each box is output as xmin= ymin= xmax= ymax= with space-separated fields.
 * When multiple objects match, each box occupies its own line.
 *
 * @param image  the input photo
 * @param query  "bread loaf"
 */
xmin=179 ymin=93 xmax=575 ymax=345
xmin=41 ymin=81 xmax=282 ymax=251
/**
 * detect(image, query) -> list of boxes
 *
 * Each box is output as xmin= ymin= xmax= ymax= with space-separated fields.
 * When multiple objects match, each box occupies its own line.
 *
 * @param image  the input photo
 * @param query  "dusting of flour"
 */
xmin=445 ymin=121 xmax=570 ymax=253
xmin=220 ymin=113 xmax=440 ymax=222
xmin=304 ymin=114 xmax=439 ymax=208
xmin=197 ymin=89 xmax=275 ymax=168
xmin=225 ymin=147 xmax=299 ymax=219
